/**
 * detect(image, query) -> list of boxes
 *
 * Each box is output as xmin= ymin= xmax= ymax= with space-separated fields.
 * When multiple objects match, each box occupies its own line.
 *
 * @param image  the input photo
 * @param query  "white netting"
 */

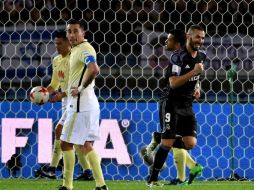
xmin=0 ymin=0 xmax=254 ymax=180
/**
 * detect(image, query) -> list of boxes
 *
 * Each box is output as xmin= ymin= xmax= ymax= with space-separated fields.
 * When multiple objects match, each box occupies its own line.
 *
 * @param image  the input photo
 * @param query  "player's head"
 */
xmin=186 ymin=25 xmax=205 ymax=51
xmin=54 ymin=31 xmax=71 ymax=56
xmin=165 ymin=29 xmax=186 ymax=51
xmin=66 ymin=19 xmax=87 ymax=46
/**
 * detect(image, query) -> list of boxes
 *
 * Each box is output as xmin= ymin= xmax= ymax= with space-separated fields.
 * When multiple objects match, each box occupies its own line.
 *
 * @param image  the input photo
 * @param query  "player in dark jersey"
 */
xmin=147 ymin=25 xmax=206 ymax=187
xmin=140 ymin=29 xmax=203 ymax=185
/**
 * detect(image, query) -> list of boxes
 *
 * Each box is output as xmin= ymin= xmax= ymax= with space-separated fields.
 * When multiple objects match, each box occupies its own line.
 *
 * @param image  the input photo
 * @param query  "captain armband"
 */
xmin=84 ymin=55 xmax=96 ymax=65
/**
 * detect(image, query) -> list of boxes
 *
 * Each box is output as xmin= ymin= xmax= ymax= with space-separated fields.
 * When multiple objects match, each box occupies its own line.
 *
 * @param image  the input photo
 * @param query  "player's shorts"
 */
xmin=159 ymin=100 xmax=197 ymax=139
xmin=60 ymin=109 xmax=100 ymax=145
xmin=56 ymin=97 xmax=68 ymax=126
xmin=57 ymin=109 xmax=66 ymax=126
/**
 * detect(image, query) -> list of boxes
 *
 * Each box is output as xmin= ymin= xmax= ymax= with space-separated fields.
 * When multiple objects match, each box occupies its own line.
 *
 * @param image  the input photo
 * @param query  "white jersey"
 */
xmin=67 ymin=40 xmax=99 ymax=112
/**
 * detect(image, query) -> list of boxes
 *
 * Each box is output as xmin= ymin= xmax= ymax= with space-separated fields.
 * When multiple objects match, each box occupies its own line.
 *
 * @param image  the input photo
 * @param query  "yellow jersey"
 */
xmin=49 ymin=53 xmax=70 ymax=93
xmin=49 ymin=53 xmax=70 ymax=109
xmin=67 ymin=40 xmax=99 ymax=112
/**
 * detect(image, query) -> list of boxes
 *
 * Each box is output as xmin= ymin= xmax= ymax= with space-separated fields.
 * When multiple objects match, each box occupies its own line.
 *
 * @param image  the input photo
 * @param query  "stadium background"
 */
xmin=0 ymin=0 xmax=254 ymax=181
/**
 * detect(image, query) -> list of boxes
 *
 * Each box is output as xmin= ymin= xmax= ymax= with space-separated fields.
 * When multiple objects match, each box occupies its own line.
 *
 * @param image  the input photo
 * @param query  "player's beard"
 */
xmin=165 ymin=44 xmax=175 ymax=51
xmin=190 ymin=38 xmax=201 ymax=51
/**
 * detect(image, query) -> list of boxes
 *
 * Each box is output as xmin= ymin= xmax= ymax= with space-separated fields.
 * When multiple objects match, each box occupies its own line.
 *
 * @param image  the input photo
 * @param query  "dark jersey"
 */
xmin=163 ymin=47 xmax=206 ymax=109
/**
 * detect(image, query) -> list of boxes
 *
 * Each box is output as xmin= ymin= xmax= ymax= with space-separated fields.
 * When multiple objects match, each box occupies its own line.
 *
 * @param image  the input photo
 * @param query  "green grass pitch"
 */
xmin=0 ymin=179 xmax=254 ymax=190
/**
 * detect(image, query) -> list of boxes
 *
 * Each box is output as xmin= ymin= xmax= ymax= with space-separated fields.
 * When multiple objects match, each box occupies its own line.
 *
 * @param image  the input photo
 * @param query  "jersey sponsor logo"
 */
xmin=189 ymin=75 xmax=200 ymax=81
xmin=58 ymin=70 xmax=65 ymax=79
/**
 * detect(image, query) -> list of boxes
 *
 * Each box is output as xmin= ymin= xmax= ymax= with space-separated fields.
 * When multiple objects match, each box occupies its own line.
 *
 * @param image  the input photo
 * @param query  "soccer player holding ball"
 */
xmin=38 ymin=31 xmax=93 ymax=181
xmin=147 ymin=25 xmax=206 ymax=187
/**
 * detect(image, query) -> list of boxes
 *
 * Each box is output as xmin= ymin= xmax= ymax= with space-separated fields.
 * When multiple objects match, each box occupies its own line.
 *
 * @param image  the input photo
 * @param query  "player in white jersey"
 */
xmin=59 ymin=20 xmax=108 ymax=190
xmin=38 ymin=31 xmax=93 ymax=181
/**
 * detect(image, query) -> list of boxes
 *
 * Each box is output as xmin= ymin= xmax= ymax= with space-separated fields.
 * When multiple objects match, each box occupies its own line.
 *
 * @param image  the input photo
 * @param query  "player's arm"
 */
xmin=78 ymin=62 xmax=99 ymax=91
xmin=47 ymin=84 xmax=67 ymax=102
xmin=169 ymin=63 xmax=203 ymax=89
xmin=71 ymin=54 xmax=99 ymax=96
xmin=193 ymin=80 xmax=201 ymax=99
xmin=47 ymin=60 xmax=66 ymax=102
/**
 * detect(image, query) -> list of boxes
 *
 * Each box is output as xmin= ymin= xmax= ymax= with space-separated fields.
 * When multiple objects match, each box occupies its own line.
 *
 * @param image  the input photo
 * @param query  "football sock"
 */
xmin=50 ymin=139 xmax=62 ymax=168
xmin=86 ymin=149 xmax=105 ymax=187
xmin=172 ymin=148 xmax=186 ymax=181
xmin=74 ymin=144 xmax=91 ymax=170
xmin=148 ymin=144 xmax=170 ymax=182
xmin=185 ymin=151 xmax=196 ymax=169
xmin=63 ymin=149 xmax=75 ymax=190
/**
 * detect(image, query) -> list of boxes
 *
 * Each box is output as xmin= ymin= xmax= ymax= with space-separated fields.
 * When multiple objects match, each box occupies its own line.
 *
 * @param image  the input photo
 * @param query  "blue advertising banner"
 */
xmin=0 ymin=101 xmax=254 ymax=180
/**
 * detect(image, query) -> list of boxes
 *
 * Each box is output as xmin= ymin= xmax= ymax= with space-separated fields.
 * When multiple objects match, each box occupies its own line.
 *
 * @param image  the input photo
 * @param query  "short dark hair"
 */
xmin=169 ymin=29 xmax=186 ymax=47
xmin=55 ymin=31 xmax=67 ymax=39
xmin=67 ymin=19 xmax=87 ymax=31
xmin=188 ymin=25 xmax=205 ymax=33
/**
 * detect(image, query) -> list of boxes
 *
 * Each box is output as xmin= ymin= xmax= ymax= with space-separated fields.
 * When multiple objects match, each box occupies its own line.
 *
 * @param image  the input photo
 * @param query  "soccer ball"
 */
xmin=29 ymin=86 xmax=49 ymax=105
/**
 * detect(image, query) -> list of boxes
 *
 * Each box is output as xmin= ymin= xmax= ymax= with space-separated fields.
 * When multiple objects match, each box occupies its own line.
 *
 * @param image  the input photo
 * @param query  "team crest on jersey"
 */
xmin=58 ymin=70 xmax=65 ymax=79
xmin=165 ymin=124 xmax=171 ymax=130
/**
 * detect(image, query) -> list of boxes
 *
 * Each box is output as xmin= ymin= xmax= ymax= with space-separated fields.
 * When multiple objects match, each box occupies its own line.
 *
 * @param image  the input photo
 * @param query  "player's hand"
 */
xmin=193 ymin=88 xmax=201 ymax=99
xmin=70 ymin=87 xmax=79 ymax=97
xmin=193 ymin=63 xmax=204 ymax=75
xmin=49 ymin=91 xmax=63 ymax=102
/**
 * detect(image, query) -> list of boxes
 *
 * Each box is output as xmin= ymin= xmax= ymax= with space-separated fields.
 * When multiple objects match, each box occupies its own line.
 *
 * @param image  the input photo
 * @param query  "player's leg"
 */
xmin=60 ymin=141 xmax=75 ymax=190
xmin=180 ymin=117 xmax=203 ymax=184
xmin=147 ymin=100 xmax=175 ymax=186
xmin=78 ymin=109 xmax=108 ymax=190
xmin=147 ymin=138 xmax=174 ymax=187
xmin=58 ymin=111 xmax=79 ymax=190
xmin=74 ymin=144 xmax=94 ymax=180
xmin=171 ymin=148 xmax=187 ymax=183
xmin=81 ymin=143 xmax=108 ymax=190
xmin=40 ymin=123 xmax=63 ymax=179
xmin=140 ymin=131 xmax=161 ymax=166
xmin=186 ymin=151 xmax=203 ymax=184
xmin=175 ymin=113 xmax=203 ymax=184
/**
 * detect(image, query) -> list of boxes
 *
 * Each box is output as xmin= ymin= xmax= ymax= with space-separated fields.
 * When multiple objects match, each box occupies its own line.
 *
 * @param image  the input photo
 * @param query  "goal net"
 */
xmin=0 ymin=0 xmax=254 ymax=181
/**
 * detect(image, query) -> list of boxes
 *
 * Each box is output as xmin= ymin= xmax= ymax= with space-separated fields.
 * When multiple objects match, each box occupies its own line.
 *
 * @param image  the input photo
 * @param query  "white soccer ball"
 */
xmin=29 ymin=86 xmax=49 ymax=105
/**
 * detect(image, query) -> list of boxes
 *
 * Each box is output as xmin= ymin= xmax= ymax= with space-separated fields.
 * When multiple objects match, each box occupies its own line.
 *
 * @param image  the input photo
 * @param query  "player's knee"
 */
xmin=184 ymin=144 xmax=195 ymax=150
xmin=161 ymin=139 xmax=174 ymax=148
xmin=182 ymin=136 xmax=196 ymax=150
xmin=60 ymin=141 xmax=73 ymax=151
xmin=55 ymin=124 xmax=63 ymax=139
xmin=183 ymin=141 xmax=196 ymax=150
xmin=82 ymin=142 xmax=94 ymax=154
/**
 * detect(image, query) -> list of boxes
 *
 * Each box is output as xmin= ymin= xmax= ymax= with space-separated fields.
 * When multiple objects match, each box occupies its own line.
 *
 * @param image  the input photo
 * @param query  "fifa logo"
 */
xmin=1 ymin=118 xmax=131 ymax=165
